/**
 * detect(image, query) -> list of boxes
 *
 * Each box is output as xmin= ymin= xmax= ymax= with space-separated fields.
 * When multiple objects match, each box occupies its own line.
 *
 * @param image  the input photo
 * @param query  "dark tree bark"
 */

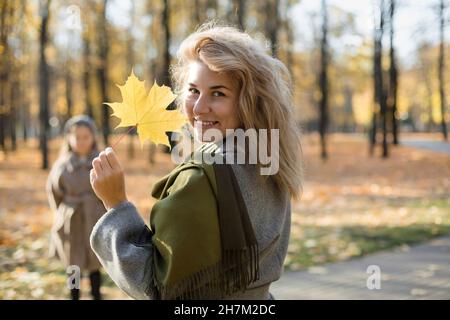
xmin=97 ymin=0 xmax=110 ymax=146
xmin=82 ymin=25 xmax=93 ymax=118
xmin=148 ymin=142 xmax=156 ymax=165
xmin=0 ymin=1 xmax=8 ymax=155
xmin=160 ymin=0 xmax=175 ymax=152
xmin=231 ymin=0 xmax=246 ymax=30
xmin=285 ymin=18 xmax=295 ymax=79
xmin=0 ymin=0 xmax=14 ymax=154
xmin=388 ymin=0 xmax=399 ymax=145
xmin=369 ymin=110 xmax=377 ymax=156
xmin=425 ymin=74 xmax=434 ymax=132
xmin=146 ymin=0 xmax=156 ymax=82
xmin=160 ymin=0 xmax=171 ymax=88
xmin=146 ymin=0 xmax=157 ymax=163
xmin=372 ymin=0 xmax=388 ymax=158
xmin=343 ymin=85 xmax=355 ymax=132
xmin=39 ymin=0 xmax=51 ymax=169
xmin=7 ymin=2 xmax=17 ymax=151
xmin=192 ymin=0 xmax=201 ymax=28
xmin=21 ymin=76 xmax=29 ymax=142
xmin=10 ymin=77 xmax=18 ymax=150
xmin=264 ymin=0 xmax=280 ymax=57
xmin=19 ymin=0 xmax=29 ymax=143
xmin=318 ymin=0 xmax=329 ymax=160
xmin=438 ymin=0 xmax=448 ymax=140
xmin=127 ymin=1 xmax=136 ymax=159
xmin=418 ymin=43 xmax=434 ymax=131
xmin=65 ymin=66 xmax=73 ymax=121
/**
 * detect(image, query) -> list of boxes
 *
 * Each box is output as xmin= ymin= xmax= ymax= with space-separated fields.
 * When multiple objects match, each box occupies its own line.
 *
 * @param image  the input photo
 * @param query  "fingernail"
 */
xmin=106 ymin=147 xmax=113 ymax=153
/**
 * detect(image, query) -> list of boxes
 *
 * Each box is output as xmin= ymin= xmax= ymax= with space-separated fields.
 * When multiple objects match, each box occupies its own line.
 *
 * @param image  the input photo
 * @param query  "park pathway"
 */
xmin=400 ymin=137 xmax=450 ymax=155
xmin=271 ymin=233 xmax=450 ymax=299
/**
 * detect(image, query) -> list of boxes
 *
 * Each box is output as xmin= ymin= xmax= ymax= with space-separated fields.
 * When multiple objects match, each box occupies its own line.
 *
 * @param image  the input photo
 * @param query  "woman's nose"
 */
xmin=193 ymin=94 xmax=210 ymax=115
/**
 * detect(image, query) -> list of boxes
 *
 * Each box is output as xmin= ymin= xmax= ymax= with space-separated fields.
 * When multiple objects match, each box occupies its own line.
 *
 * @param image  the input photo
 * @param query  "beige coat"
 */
xmin=46 ymin=150 xmax=105 ymax=271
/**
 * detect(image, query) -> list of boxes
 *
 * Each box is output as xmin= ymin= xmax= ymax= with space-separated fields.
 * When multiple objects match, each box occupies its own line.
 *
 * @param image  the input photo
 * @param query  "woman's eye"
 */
xmin=188 ymin=88 xmax=199 ymax=94
xmin=212 ymin=91 xmax=225 ymax=97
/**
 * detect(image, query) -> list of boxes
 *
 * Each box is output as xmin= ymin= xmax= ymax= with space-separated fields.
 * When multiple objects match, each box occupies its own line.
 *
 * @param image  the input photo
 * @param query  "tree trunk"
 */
xmin=0 ymin=0 xmax=11 ymax=155
xmin=146 ymin=0 xmax=157 ymax=163
xmin=426 ymin=81 xmax=434 ymax=132
xmin=39 ymin=0 xmax=51 ymax=169
xmin=21 ymin=83 xmax=29 ymax=142
xmin=369 ymin=111 xmax=377 ymax=156
xmin=160 ymin=0 xmax=171 ymax=88
xmin=373 ymin=0 xmax=388 ymax=158
xmin=231 ymin=0 xmax=246 ymax=30
xmin=10 ymin=77 xmax=18 ymax=150
xmin=127 ymin=1 xmax=135 ymax=159
xmin=285 ymin=20 xmax=294 ymax=80
xmin=388 ymin=0 xmax=399 ymax=145
xmin=319 ymin=0 xmax=329 ymax=160
xmin=264 ymin=0 xmax=280 ymax=57
xmin=65 ymin=66 xmax=73 ymax=121
xmin=19 ymin=0 xmax=29 ymax=143
xmin=192 ymin=0 xmax=201 ymax=28
xmin=82 ymin=30 xmax=93 ymax=118
xmin=160 ymin=0 xmax=175 ymax=152
xmin=438 ymin=0 xmax=448 ymax=141
xmin=97 ymin=0 xmax=110 ymax=146
xmin=148 ymin=142 xmax=156 ymax=165
xmin=343 ymin=85 xmax=354 ymax=132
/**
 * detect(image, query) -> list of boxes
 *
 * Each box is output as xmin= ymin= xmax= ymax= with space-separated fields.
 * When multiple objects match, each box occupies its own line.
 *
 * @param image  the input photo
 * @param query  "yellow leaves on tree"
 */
xmin=106 ymin=70 xmax=187 ymax=148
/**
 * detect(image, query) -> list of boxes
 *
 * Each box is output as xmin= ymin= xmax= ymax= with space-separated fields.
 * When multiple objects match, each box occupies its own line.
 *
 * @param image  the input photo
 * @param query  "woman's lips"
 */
xmin=194 ymin=120 xmax=220 ymax=130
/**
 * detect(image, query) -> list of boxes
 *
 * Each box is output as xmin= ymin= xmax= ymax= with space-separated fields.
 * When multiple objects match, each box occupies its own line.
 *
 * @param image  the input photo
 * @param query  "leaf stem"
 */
xmin=110 ymin=125 xmax=137 ymax=150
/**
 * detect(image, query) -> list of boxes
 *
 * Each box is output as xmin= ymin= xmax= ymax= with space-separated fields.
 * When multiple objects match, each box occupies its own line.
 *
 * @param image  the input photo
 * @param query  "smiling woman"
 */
xmin=184 ymin=60 xmax=241 ymax=141
xmin=89 ymin=22 xmax=304 ymax=300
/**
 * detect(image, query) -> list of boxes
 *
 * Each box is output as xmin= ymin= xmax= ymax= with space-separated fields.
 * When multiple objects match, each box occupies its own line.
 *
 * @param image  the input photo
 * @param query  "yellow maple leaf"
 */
xmin=106 ymin=70 xmax=187 ymax=148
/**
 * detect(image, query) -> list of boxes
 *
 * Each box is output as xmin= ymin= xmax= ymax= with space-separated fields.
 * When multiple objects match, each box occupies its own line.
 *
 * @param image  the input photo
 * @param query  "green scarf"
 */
xmin=149 ymin=144 xmax=259 ymax=299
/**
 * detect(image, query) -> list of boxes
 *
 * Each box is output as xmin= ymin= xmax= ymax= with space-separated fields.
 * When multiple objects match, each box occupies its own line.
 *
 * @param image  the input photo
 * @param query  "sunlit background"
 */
xmin=0 ymin=0 xmax=449 ymax=300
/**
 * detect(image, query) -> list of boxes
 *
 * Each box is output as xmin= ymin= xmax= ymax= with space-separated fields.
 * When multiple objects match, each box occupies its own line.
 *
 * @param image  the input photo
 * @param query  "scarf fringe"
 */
xmin=148 ymin=244 xmax=260 ymax=300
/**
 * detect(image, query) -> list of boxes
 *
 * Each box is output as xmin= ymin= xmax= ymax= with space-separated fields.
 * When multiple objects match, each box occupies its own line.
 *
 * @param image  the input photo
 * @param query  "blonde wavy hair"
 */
xmin=171 ymin=23 xmax=304 ymax=199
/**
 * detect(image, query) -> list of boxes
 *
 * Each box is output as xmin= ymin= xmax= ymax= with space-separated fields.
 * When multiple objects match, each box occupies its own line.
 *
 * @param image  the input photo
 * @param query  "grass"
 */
xmin=286 ymin=222 xmax=450 ymax=271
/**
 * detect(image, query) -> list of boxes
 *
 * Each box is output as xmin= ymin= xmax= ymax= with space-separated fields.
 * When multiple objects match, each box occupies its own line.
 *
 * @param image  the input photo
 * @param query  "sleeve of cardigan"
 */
xmin=90 ymin=201 xmax=157 ymax=300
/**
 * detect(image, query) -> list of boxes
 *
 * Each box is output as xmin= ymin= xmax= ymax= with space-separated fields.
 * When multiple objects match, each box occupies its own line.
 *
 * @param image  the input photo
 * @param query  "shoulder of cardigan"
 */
xmin=150 ymin=159 xmax=218 ymax=200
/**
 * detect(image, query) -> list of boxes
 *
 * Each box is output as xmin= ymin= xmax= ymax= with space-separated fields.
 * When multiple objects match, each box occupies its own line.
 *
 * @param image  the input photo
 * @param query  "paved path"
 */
xmin=271 ymin=235 xmax=450 ymax=299
xmin=400 ymin=139 xmax=450 ymax=155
